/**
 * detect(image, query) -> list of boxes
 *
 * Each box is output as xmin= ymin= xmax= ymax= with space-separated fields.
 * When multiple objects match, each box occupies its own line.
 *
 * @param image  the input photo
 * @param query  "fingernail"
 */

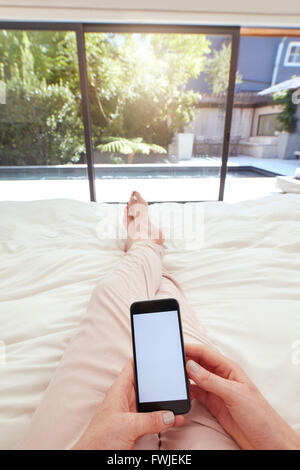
xmin=187 ymin=360 xmax=200 ymax=373
xmin=163 ymin=411 xmax=175 ymax=425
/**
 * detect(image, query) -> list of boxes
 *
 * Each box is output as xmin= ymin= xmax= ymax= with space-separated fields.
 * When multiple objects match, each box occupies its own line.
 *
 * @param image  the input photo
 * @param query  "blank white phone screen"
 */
xmin=133 ymin=310 xmax=187 ymax=403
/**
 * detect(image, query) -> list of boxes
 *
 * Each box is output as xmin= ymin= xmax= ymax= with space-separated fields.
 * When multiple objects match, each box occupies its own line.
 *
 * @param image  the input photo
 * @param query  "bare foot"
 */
xmin=124 ymin=191 xmax=164 ymax=252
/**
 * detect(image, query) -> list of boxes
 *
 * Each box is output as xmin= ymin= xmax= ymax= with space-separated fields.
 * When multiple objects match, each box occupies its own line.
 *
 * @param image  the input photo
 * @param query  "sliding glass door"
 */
xmin=0 ymin=23 xmax=239 ymax=202
xmin=225 ymin=31 xmax=300 ymax=202
xmin=84 ymin=25 xmax=239 ymax=202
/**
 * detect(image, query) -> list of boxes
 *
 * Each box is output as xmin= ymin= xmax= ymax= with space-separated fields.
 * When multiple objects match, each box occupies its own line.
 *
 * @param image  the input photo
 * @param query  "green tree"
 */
xmin=0 ymin=30 xmax=212 ymax=165
xmin=86 ymin=33 xmax=211 ymax=147
xmin=205 ymin=42 xmax=242 ymax=94
xmin=273 ymin=89 xmax=297 ymax=133
xmin=0 ymin=31 xmax=84 ymax=165
xmin=0 ymin=32 xmax=83 ymax=165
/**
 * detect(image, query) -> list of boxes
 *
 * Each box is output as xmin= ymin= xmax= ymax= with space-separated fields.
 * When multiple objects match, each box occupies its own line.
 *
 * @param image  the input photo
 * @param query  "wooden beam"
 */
xmin=241 ymin=27 xmax=300 ymax=37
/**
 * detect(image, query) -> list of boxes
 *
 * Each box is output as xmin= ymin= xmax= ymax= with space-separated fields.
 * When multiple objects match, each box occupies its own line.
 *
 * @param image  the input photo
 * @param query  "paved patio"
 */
xmin=177 ymin=156 xmax=300 ymax=175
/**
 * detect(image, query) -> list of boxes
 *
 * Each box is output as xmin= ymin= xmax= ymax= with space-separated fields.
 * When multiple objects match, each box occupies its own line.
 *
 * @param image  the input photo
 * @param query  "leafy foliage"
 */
xmin=0 ymin=31 xmax=84 ymax=165
xmin=87 ymin=33 xmax=211 ymax=148
xmin=0 ymin=30 xmax=229 ymax=165
xmin=273 ymin=89 xmax=297 ymax=134
xmin=205 ymin=42 xmax=242 ymax=94
xmin=97 ymin=136 xmax=167 ymax=163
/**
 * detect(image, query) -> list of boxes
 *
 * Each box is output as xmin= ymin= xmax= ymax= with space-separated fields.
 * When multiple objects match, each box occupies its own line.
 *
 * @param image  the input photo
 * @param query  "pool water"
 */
xmin=0 ymin=166 xmax=275 ymax=180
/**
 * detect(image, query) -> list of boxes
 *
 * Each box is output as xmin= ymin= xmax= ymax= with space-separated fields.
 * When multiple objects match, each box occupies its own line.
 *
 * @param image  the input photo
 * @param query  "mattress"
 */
xmin=0 ymin=194 xmax=300 ymax=449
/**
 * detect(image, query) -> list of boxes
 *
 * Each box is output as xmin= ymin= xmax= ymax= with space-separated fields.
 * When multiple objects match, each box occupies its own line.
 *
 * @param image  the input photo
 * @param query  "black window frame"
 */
xmin=0 ymin=21 xmax=240 ymax=203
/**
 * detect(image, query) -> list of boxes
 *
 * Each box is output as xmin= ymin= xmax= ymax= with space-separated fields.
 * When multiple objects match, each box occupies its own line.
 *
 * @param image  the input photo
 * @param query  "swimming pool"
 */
xmin=0 ymin=166 xmax=277 ymax=180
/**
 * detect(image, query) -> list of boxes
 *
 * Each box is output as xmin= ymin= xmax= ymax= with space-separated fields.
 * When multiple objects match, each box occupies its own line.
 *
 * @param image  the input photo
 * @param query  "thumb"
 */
xmin=186 ymin=359 xmax=233 ymax=401
xmin=130 ymin=410 xmax=176 ymax=439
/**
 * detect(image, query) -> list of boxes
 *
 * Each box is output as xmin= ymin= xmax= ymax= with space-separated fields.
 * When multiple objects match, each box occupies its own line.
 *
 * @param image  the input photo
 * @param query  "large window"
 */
xmin=0 ymin=23 xmax=240 ymax=203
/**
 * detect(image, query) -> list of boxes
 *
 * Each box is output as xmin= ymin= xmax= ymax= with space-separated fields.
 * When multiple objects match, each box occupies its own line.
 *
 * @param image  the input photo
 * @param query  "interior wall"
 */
xmin=0 ymin=0 xmax=300 ymax=26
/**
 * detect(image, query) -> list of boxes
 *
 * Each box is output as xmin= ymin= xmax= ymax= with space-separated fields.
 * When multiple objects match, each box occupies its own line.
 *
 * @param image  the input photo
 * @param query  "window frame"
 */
xmin=284 ymin=41 xmax=300 ymax=67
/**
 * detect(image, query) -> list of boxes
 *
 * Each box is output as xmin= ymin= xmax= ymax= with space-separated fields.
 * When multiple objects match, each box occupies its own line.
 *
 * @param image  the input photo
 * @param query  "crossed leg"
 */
xmin=17 ymin=193 xmax=238 ymax=450
xmin=17 ymin=241 xmax=164 ymax=450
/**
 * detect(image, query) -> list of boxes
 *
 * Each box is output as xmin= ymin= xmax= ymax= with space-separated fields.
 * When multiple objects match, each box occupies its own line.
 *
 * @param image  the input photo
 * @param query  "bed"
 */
xmin=0 ymin=193 xmax=300 ymax=449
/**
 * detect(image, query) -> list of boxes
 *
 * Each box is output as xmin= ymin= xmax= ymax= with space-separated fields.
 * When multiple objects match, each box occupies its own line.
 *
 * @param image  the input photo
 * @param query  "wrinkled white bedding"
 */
xmin=0 ymin=194 xmax=300 ymax=449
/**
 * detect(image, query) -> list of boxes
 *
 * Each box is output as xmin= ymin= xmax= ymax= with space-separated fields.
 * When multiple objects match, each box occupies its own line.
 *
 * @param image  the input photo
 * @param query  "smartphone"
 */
xmin=130 ymin=298 xmax=190 ymax=415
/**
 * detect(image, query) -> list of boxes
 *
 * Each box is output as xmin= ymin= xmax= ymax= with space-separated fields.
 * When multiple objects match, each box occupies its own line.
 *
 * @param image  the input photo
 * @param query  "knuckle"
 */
xmin=150 ymin=412 xmax=162 ymax=430
xmin=200 ymin=368 xmax=212 ymax=385
xmin=227 ymin=358 xmax=246 ymax=379
xmin=231 ymin=381 xmax=252 ymax=402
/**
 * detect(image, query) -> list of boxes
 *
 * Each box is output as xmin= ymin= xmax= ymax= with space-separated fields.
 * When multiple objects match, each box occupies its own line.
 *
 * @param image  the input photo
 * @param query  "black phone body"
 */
xmin=130 ymin=298 xmax=190 ymax=415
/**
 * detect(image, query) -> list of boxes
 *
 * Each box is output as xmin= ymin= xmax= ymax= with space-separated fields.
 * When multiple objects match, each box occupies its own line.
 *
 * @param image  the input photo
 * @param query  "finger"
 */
xmin=185 ymin=343 xmax=244 ymax=381
xmin=131 ymin=411 xmax=185 ymax=439
xmin=189 ymin=383 xmax=208 ymax=404
xmin=186 ymin=359 xmax=235 ymax=402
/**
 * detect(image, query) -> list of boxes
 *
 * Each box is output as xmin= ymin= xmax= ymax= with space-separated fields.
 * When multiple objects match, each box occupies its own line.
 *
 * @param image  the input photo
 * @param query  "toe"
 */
xmin=128 ymin=194 xmax=135 ymax=208
xmin=133 ymin=191 xmax=147 ymax=206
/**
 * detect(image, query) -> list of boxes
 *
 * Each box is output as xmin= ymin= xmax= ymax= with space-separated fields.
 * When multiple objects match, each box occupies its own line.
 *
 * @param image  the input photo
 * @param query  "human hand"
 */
xmin=73 ymin=359 xmax=185 ymax=450
xmin=185 ymin=343 xmax=300 ymax=450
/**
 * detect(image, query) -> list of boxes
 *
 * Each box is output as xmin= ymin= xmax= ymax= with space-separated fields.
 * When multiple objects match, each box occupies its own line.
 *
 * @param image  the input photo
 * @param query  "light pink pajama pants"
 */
xmin=18 ymin=241 xmax=238 ymax=450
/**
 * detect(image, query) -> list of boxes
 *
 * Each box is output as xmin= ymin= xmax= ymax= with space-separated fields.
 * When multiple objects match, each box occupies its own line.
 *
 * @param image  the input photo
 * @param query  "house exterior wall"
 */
xmin=235 ymin=37 xmax=281 ymax=92
xmin=192 ymin=36 xmax=300 ymax=95
xmin=185 ymin=107 xmax=226 ymax=138
xmin=186 ymin=106 xmax=253 ymax=139
xmin=235 ymin=36 xmax=300 ymax=90
xmin=275 ymin=38 xmax=300 ymax=84
xmin=184 ymin=103 xmax=288 ymax=158
xmin=231 ymin=107 xmax=254 ymax=138
xmin=186 ymin=104 xmax=285 ymax=138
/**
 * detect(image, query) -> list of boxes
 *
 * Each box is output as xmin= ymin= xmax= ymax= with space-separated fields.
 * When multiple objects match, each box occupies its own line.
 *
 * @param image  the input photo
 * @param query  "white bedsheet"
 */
xmin=0 ymin=194 xmax=300 ymax=449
